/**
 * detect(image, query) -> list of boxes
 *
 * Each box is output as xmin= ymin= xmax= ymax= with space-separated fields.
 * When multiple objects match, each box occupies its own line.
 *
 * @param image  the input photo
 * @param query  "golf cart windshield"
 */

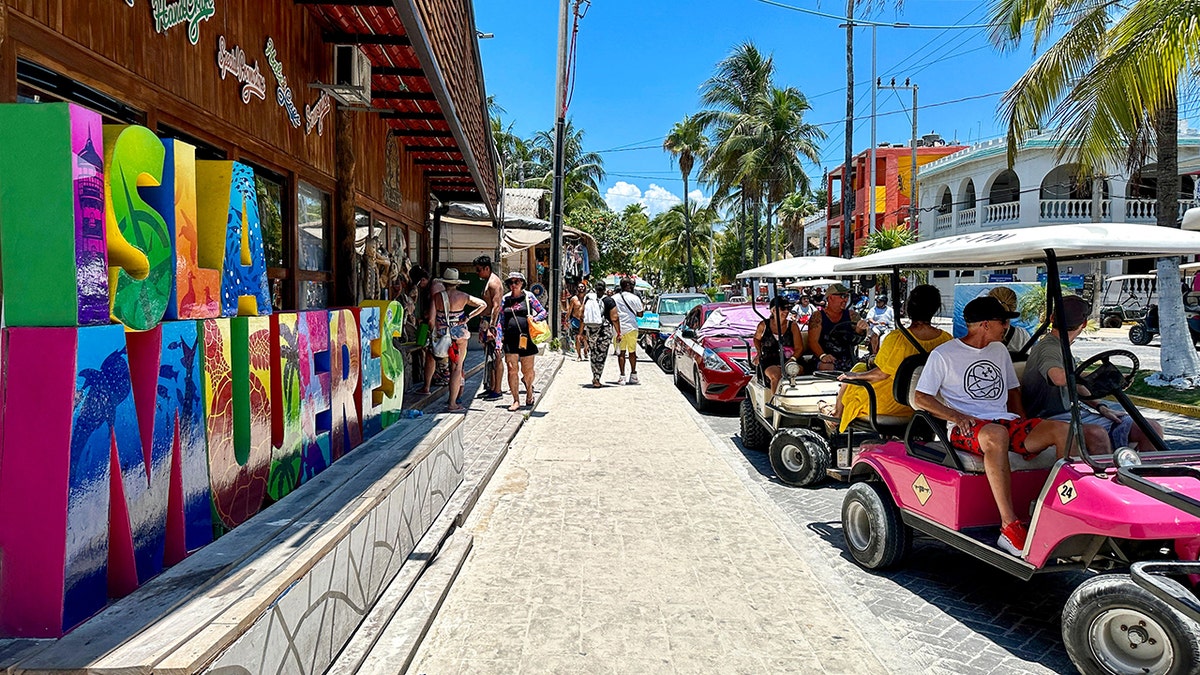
xmin=834 ymin=222 xmax=1200 ymax=472
xmin=658 ymin=295 xmax=708 ymax=316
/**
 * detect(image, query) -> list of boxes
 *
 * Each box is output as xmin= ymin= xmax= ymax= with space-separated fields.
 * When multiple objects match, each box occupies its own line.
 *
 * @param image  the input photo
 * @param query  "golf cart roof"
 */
xmin=834 ymin=223 xmax=1200 ymax=271
xmin=1181 ymin=262 xmax=1200 ymax=272
xmin=736 ymin=255 xmax=886 ymax=279
xmin=1105 ymin=274 xmax=1157 ymax=283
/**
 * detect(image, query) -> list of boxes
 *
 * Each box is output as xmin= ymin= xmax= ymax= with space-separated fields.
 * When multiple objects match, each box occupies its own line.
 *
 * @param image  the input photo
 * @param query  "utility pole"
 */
xmin=880 ymin=78 xmax=919 ymax=229
xmin=549 ymin=0 xmax=572 ymax=338
xmin=842 ymin=0 xmax=855 ymax=259
xmin=869 ymin=24 xmax=877 ymax=238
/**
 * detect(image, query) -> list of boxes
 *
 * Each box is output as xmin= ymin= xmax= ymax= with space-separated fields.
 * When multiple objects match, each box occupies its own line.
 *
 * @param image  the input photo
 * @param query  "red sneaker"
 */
xmin=998 ymin=521 xmax=1028 ymax=557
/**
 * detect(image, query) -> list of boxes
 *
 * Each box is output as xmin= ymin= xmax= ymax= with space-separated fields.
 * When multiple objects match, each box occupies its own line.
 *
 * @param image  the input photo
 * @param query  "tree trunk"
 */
xmin=752 ymin=199 xmax=761 ymax=267
xmin=683 ymin=172 xmax=695 ymax=290
xmin=334 ymin=109 xmax=357 ymax=307
xmin=1153 ymin=97 xmax=1200 ymax=381
xmin=765 ymin=201 xmax=774 ymax=263
xmin=739 ymin=196 xmax=747 ymax=272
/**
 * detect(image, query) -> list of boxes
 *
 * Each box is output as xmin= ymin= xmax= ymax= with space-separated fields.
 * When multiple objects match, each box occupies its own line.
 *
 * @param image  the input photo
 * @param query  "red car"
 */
xmin=670 ymin=302 xmax=762 ymax=410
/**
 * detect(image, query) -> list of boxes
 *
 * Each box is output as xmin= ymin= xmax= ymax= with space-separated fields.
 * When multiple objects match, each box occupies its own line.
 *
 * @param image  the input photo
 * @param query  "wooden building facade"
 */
xmin=0 ymin=0 xmax=498 ymax=310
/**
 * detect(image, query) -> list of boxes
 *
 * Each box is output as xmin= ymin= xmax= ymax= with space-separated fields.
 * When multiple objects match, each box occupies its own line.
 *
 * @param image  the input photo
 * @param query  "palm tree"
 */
xmin=752 ymin=86 xmax=825 ymax=262
xmin=777 ymin=191 xmax=819 ymax=256
xmin=988 ymin=0 xmax=1200 ymax=380
xmin=643 ymin=203 xmax=717 ymax=288
xmin=491 ymin=116 xmax=538 ymax=188
xmin=697 ymin=43 xmax=775 ymax=266
xmin=664 ymin=115 xmax=708 ymax=289
xmin=529 ymin=120 xmax=606 ymax=214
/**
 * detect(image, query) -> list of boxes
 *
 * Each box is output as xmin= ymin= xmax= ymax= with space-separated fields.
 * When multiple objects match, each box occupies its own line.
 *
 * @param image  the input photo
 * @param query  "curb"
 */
xmin=1126 ymin=394 xmax=1200 ymax=418
xmin=409 ymin=360 xmax=487 ymax=412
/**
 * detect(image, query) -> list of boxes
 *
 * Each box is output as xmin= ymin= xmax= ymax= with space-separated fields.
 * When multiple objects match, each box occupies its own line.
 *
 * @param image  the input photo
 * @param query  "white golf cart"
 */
xmin=735 ymin=257 xmax=891 ymax=487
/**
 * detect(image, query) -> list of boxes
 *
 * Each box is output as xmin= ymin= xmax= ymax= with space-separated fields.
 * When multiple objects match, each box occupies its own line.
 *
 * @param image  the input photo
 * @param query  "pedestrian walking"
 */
xmin=409 ymin=266 xmax=446 ymax=396
xmin=612 ymin=277 xmax=645 ymax=384
xmin=500 ymin=272 xmax=547 ymax=411
xmin=581 ymin=280 xmax=619 ymax=387
xmin=431 ymin=268 xmax=487 ymax=412
xmin=568 ymin=285 xmax=588 ymax=361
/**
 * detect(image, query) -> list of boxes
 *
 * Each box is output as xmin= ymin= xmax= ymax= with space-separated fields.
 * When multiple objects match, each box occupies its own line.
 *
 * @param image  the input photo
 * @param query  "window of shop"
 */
xmin=251 ymin=166 xmax=290 ymax=312
xmin=157 ymin=124 xmax=228 ymax=161
xmin=297 ymin=182 xmax=332 ymax=309
xmin=16 ymin=60 xmax=144 ymax=125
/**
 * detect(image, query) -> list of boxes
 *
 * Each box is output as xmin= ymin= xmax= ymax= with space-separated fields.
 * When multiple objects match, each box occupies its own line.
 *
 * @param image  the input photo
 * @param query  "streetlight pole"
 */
xmin=869 ymin=24 xmax=877 ymax=238
xmin=880 ymin=78 xmax=919 ymax=228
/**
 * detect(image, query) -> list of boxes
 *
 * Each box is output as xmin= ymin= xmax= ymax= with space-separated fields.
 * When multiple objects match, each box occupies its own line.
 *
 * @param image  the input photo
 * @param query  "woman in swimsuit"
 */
xmin=432 ymin=269 xmax=487 ymax=412
xmin=753 ymin=295 xmax=803 ymax=394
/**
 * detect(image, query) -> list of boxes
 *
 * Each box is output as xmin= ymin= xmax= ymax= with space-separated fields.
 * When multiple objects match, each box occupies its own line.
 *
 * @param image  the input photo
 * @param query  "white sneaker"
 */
xmin=628 ymin=372 xmax=639 ymax=385
xmin=617 ymin=375 xmax=627 ymax=385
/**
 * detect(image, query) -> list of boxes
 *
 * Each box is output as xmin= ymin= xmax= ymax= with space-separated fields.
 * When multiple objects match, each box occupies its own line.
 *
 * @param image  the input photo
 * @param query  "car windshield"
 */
xmin=699 ymin=305 xmax=762 ymax=337
xmin=658 ymin=296 xmax=707 ymax=315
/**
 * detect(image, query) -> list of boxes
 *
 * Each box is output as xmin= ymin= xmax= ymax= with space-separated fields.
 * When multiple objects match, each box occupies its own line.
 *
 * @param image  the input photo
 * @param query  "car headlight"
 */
xmin=702 ymin=348 xmax=732 ymax=372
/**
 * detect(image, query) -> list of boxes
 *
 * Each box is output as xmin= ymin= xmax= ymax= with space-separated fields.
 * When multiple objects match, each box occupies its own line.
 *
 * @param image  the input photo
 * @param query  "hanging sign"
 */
xmin=149 ymin=0 xmax=215 ymax=45
xmin=305 ymin=92 xmax=332 ymax=137
xmin=216 ymin=36 xmax=267 ymax=105
xmin=264 ymin=38 xmax=302 ymax=128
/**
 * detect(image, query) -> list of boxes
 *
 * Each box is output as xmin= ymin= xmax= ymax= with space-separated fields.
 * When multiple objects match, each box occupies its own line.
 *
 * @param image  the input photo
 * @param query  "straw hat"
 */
xmin=436 ymin=268 xmax=466 ymax=285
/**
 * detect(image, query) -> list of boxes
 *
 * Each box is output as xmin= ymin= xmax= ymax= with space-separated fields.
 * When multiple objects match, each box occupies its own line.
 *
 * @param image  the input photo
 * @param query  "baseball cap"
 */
xmin=826 ymin=283 xmax=851 ymax=296
xmin=963 ymin=296 xmax=1020 ymax=323
xmin=1054 ymin=294 xmax=1090 ymax=330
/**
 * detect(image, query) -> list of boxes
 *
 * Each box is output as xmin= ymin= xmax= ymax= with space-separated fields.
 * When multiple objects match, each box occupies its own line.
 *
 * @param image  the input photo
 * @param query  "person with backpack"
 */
xmin=581 ymin=280 xmax=619 ymax=387
xmin=612 ymin=277 xmax=645 ymax=384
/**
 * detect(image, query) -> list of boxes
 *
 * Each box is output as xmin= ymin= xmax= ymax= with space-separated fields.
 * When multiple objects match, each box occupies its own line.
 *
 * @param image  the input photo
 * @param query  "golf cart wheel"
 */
xmin=657 ymin=348 xmax=674 ymax=373
xmin=768 ymin=428 xmax=831 ymax=487
xmin=841 ymin=481 xmax=911 ymax=570
xmin=1129 ymin=324 xmax=1153 ymax=346
xmin=693 ymin=367 xmax=709 ymax=412
xmin=739 ymin=398 xmax=769 ymax=451
xmin=1103 ymin=315 xmax=1123 ymax=329
xmin=1062 ymin=574 xmax=1200 ymax=675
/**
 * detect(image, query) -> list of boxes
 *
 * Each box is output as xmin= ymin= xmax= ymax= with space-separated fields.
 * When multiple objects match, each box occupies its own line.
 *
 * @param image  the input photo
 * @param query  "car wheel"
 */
xmin=739 ymin=399 xmax=769 ymax=451
xmin=693 ymin=367 xmax=710 ymax=412
xmin=841 ymin=481 xmax=911 ymax=570
xmin=658 ymin=348 xmax=674 ymax=374
xmin=1129 ymin=324 xmax=1153 ymax=346
xmin=1103 ymin=314 xmax=1123 ymax=329
xmin=769 ymin=428 xmax=831 ymax=488
xmin=1062 ymin=574 xmax=1200 ymax=675
xmin=673 ymin=357 xmax=686 ymax=390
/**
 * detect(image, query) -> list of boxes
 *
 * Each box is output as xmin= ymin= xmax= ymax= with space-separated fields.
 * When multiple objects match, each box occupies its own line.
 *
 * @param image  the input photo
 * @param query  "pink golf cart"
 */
xmin=833 ymin=224 xmax=1200 ymax=675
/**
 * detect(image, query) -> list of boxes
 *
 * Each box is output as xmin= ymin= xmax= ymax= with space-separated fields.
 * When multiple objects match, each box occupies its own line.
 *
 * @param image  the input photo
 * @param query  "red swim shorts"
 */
xmin=949 ymin=417 xmax=1045 ymax=458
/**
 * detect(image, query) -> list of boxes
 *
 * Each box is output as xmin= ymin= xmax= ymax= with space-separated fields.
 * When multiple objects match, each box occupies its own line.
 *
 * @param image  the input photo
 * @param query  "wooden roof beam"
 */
xmin=388 ymin=129 xmax=453 ymax=138
xmin=425 ymin=170 xmax=471 ymax=177
xmin=373 ymin=66 xmax=425 ymax=78
xmin=413 ymin=158 xmax=466 ymax=165
xmin=406 ymin=144 xmax=460 ymax=152
xmin=372 ymin=91 xmax=436 ymax=101
xmin=380 ymin=111 xmax=442 ymax=121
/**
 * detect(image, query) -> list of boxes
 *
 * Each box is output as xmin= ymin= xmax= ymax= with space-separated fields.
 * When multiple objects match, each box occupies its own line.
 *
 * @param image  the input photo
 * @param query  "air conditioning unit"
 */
xmin=328 ymin=45 xmax=372 ymax=107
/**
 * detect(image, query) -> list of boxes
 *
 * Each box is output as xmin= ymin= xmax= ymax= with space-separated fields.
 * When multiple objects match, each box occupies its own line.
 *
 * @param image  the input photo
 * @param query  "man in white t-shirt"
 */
xmin=612 ymin=277 xmax=645 ymax=384
xmin=913 ymin=296 xmax=1071 ymax=558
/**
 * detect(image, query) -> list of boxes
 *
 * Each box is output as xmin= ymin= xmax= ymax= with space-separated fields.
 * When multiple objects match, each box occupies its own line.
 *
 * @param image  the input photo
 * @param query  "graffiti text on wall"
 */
xmin=149 ymin=0 xmax=216 ymax=45
xmin=264 ymin=38 xmax=302 ymax=128
xmin=216 ymin=36 xmax=267 ymax=105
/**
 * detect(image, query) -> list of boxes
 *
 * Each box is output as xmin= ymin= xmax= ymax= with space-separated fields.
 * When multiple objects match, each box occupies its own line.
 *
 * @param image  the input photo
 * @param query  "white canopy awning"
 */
xmin=736 ymin=255 xmax=886 ymax=279
xmin=835 ymin=222 xmax=1200 ymax=271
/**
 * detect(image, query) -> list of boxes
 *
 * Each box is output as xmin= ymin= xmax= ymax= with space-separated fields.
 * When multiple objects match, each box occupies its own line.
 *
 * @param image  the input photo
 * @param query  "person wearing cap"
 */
xmin=987 ymin=286 xmax=1031 ymax=352
xmin=753 ymin=295 xmax=804 ymax=394
xmin=866 ymin=295 xmax=895 ymax=356
xmin=1021 ymin=295 xmax=1163 ymax=453
xmin=431 ymin=268 xmax=488 ymax=412
xmin=807 ymin=282 xmax=868 ymax=372
xmin=500 ymin=271 xmax=548 ymax=411
xmin=913 ymin=295 xmax=1072 ymax=558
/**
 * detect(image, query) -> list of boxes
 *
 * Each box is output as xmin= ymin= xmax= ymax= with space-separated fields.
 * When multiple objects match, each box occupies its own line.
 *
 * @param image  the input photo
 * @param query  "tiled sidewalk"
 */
xmin=409 ymin=357 xmax=894 ymax=674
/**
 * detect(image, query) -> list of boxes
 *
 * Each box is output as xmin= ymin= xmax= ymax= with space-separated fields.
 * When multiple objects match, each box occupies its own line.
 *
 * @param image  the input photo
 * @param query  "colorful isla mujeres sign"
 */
xmin=0 ymin=103 xmax=405 ymax=638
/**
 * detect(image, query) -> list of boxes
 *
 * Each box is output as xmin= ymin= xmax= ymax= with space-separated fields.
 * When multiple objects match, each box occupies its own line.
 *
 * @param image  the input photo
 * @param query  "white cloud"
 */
xmin=603 ymin=181 xmax=643 ymax=212
xmin=604 ymin=181 xmax=712 ymax=217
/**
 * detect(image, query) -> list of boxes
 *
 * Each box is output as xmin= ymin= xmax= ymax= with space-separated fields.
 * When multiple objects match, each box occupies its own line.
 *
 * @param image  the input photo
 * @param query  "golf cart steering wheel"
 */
xmin=825 ymin=321 xmax=865 ymax=354
xmin=1074 ymin=349 xmax=1139 ymax=399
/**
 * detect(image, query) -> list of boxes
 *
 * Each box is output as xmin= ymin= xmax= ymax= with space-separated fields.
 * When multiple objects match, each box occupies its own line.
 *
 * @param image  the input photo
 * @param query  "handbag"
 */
xmin=525 ymin=296 xmax=551 ymax=345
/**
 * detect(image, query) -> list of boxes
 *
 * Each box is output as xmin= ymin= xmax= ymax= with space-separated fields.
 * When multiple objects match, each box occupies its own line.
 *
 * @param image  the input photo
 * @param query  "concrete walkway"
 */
xmin=409 ymin=357 xmax=894 ymax=674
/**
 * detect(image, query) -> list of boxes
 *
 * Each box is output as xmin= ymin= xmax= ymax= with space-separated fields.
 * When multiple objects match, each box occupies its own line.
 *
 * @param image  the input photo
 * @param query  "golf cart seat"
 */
xmin=895 ymin=353 xmax=1059 ymax=474
xmin=773 ymin=375 xmax=840 ymax=414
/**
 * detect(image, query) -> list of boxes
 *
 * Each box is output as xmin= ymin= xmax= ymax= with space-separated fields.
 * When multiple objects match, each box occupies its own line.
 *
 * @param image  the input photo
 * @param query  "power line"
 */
xmin=752 ymin=0 xmax=1083 ymax=30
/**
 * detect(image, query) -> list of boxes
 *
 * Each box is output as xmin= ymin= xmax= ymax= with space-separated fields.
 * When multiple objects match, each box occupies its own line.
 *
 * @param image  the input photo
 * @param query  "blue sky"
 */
xmin=474 ymin=0 xmax=1078 ymax=216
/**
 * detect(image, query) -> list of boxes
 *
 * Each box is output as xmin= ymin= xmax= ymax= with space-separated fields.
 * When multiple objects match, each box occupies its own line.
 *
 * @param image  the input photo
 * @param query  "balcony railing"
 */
xmin=1039 ymin=199 xmax=1111 ymax=222
xmin=984 ymin=201 xmax=1020 ymax=225
xmin=935 ymin=212 xmax=953 ymax=230
xmin=1127 ymin=199 xmax=1199 ymax=223
xmin=958 ymin=207 xmax=977 ymax=229
xmin=829 ymin=202 xmax=843 ymax=219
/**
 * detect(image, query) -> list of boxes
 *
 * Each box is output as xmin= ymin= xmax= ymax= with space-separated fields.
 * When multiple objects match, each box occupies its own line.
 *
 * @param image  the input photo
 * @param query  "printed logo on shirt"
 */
xmin=963 ymin=360 xmax=1005 ymax=400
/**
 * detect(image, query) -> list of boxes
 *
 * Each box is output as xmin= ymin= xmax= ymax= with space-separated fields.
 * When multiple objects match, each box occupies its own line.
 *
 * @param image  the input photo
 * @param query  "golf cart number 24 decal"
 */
xmin=1058 ymin=480 xmax=1078 ymax=505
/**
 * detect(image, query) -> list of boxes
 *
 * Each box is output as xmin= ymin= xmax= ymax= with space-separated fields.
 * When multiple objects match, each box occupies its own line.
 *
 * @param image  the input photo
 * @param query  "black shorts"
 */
xmin=503 ymin=330 xmax=539 ymax=357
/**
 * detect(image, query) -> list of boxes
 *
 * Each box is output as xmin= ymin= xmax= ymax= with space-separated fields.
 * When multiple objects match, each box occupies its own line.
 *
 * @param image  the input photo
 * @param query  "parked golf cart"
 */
xmin=834 ymin=223 xmax=1200 ymax=675
xmin=734 ymin=257 xmax=893 ymax=487
xmin=1098 ymin=274 xmax=1155 ymax=328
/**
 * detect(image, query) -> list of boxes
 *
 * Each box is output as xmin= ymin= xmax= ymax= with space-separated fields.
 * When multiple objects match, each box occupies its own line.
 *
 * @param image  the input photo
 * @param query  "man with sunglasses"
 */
xmin=807 ymin=282 xmax=867 ymax=372
xmin=913 ymin=296 xmax=1071 ymax=558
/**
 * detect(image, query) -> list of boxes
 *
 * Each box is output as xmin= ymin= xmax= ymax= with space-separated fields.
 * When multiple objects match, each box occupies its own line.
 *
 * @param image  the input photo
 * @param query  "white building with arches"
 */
xmin=915 ymin=128 xmax=1200 ymax=301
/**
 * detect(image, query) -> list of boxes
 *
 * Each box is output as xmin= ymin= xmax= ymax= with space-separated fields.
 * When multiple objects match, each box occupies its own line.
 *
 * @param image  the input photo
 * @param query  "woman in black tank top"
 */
xmin=754 ymin=296 xmax=803 ymax=393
